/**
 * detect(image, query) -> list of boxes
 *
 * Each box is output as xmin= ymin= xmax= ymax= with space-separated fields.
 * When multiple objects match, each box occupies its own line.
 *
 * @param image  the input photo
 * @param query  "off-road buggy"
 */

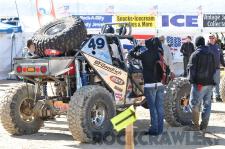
xmin=0 ymin=16 xmax=192 ymax=142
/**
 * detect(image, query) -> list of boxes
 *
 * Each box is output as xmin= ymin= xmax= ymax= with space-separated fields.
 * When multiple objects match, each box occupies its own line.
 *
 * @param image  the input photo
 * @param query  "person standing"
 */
xmin=186 ymin=36 xmax=216 ymax=131
xmin=130 ymin=37 xmax=164 ymax=135
xmin=180 ymin=36 xmax=195 ymax=77
xmin=208 ymin=34 xmax=225 ymax=102
xmin=22 ymin=39 xmax=37 ymax=58
xmin=159 ymin=35 xmax=175 ymax=79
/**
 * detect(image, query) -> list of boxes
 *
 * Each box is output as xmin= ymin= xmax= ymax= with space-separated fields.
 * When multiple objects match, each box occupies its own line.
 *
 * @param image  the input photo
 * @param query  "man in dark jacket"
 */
xmin=180 ymin=36 xmax=195 ymax=77
xmin=186 ymin=36 xmax=216 ymax=132
xmin=129 ymin=37 xmax=164 ymax=135
xmin=208 ymin=34 xmax=225 ymax=102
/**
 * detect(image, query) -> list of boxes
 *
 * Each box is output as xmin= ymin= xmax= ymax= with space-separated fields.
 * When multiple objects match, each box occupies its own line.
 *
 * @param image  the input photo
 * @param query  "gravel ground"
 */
xmin=0 ymin=80 xmax=225 ymax=149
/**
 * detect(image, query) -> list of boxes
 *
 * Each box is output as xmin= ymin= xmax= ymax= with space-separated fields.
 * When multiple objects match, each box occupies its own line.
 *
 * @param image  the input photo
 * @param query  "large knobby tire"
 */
xmin=164 ymin=77 xmax=192 ymax=126
xmin=0 ymin=83 xmax=43 ymax=135
xmin=67 ymin=85 xmax=116 ymax=143
xmin=32 ymin=16 xmax=87 ymax=56
xmin=220 ymin=75 xmax=225 ymax=102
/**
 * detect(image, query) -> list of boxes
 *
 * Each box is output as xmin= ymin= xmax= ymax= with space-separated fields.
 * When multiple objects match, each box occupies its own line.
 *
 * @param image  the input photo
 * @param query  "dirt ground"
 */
xmin=0 ymin=80 xmax=225 ymax=149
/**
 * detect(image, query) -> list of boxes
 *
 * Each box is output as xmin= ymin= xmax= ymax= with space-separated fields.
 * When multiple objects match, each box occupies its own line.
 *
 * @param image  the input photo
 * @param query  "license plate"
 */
xmin=27 ymin=67 xmax=35 ymax=72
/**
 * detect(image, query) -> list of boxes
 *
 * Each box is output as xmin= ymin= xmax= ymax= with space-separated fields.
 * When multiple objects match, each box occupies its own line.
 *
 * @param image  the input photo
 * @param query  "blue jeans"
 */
xmin=213 ymin=69 xmax=220 ymax=98
xmin=144 ymin=85 xmax=164 ymax=134
xmin=190 ymin=84 xmax=213 ymax=126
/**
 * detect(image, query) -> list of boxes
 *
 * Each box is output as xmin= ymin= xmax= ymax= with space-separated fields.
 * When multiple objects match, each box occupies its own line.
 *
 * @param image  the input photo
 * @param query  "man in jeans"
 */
xmin=208 ymin=34 xmax=225 ymax=102
xmin=130 ymin=37 xmax=164 ymax=135
xmin=186 ymin=36 xmax=216 ymax=131
xmin=180 ymin=36 xmax=195 ymax=77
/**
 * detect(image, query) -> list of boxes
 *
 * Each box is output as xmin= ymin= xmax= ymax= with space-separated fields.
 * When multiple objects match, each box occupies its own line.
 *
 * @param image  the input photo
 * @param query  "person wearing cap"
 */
xmin=180 ymin=36 xmax=195 ymax=77
xmin=159 ymin=35 xmax=175 ymax=79
xmin=186 ymin=36 xmax=216 ymax=131
xmin=208 ymin=34 xmax=225 ymax=102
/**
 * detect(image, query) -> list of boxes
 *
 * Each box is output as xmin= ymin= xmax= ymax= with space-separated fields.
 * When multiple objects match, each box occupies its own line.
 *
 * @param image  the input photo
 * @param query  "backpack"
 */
xmin=154 ymin=51 xmax=170 ymax=85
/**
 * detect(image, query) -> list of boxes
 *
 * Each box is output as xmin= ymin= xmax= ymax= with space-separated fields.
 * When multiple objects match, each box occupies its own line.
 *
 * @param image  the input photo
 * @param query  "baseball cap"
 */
xmin=209 ymin=33 xmax=216 ymax=39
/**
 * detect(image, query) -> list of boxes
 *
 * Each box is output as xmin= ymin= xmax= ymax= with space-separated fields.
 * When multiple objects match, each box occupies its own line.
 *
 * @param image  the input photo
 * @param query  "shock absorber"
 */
xmin=81 ymin=60 xmax=89 ymax=86
xmin=43 ymin=82 xmax=48 ymax=97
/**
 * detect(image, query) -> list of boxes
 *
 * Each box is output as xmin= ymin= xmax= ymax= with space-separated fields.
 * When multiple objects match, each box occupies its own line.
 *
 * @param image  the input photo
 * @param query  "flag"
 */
xmin=166 ymin=36 xmax=182 ymax=48
xmin=197 ymin=5 xmax=202 ymax=16
xmin=105 ymin=5 xmax=114 ymax=14
xmin=149 ymin=5 xmax=158 ymax=15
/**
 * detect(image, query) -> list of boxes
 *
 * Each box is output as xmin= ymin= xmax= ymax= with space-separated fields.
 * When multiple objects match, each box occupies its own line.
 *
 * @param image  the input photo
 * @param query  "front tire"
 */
xmin=0 ymin=83 xmax=43 ymax=135
xmin=67 ymin=85 xmax=116 ymax=143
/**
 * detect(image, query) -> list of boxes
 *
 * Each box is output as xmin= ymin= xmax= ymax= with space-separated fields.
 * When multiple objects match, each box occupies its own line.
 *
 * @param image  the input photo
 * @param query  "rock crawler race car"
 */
xmin=0 ymin=16 xmax=192 ymax=142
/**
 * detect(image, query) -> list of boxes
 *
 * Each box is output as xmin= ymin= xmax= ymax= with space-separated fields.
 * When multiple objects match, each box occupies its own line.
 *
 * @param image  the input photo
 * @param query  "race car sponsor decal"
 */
xmin=115 ymin=92 xmax=123 ymax=100
xmin=110 ymin=76 xmax=125 ymax=85
xmin=83 ymin=53 xmax=128 ymax=105
xmin=114 ymin=86 xmax=123 ymax=92
xmin=93 ymin=60 xmax=122 ymax=75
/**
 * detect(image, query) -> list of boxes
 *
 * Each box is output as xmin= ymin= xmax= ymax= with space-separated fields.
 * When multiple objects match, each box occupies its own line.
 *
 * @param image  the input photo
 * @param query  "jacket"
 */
xmin=208 ymin=43 xmax=225 ymax=69
xmin=180 ymin=42 xmax=195 ymax=57
xmin=187 ymin=45 xmax=216 ymax=85
xmin=129 ymin=47 xmax=161 ymax=84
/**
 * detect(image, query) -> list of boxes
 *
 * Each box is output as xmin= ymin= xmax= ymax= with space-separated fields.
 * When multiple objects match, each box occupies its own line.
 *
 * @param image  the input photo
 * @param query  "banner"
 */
xmin=75 ymin=15 xmax=112 ymax=28
xmin=116 ymin=15 xmax=156 ymax=28
xmin=161 ymin=15 xmax=199 ymax=27
xmin=203 ymin=14 xmax=225 ymax=27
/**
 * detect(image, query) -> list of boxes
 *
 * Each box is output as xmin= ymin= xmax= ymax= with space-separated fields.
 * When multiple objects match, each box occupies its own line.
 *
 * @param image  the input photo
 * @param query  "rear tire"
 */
xmin=164 ymin=77 xmax=192 ymax=126
xmin=67 ymin=85 xmax=116 ymax=143
xmin=0 ymin=83 xmax=43 ymax=135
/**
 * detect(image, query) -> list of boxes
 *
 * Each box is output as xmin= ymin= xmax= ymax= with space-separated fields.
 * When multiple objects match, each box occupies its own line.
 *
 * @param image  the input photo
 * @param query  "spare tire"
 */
xmin=32 ymin=16 xmax=87 ymax=56
xmin=164 ymin=77 xmax=192 ymax=126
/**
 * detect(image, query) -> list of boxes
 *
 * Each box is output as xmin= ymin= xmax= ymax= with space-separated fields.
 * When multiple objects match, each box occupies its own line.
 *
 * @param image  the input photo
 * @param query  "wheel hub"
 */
xmin=91 ymin=102 xmax=106 ymax=129
xmin=181 ymin=97 xmax=189 ymax=107
xmin=20 ymin=98 xmax=35 ymax=123
xmin=45 ymin=23 xmax=66 ymax=35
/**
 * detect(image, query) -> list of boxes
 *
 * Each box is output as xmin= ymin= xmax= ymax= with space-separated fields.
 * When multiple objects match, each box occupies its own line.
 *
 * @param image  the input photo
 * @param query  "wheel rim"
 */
xmin=180 ymin=95 xmax=191 ymax=113
xmin=44 ymin=23 xmax=66 ymax=35
xmin=90 ymin=102 xmax=106 ymax=129
xmin=19 ymin=98 xmax=35 ymax=123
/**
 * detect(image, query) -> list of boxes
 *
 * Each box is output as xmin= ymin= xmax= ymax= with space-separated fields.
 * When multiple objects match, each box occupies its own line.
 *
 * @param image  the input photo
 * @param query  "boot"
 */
xmin=216 ymin=96 xmax=223 ymax=102
xmin=200 ymin=120 xmax=209 ymax=133
xmin=184 ymin=109 xmax=200 ymax=131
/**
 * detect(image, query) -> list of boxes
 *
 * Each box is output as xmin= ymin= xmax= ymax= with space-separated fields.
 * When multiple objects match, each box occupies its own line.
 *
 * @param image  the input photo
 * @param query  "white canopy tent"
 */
xmin=0 ymin=23 xmax=23 ymax=80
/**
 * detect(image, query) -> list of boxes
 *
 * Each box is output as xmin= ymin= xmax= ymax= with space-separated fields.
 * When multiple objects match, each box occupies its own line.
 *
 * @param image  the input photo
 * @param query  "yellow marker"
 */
xmin=110 ymin=105 xmax=137 ymax=132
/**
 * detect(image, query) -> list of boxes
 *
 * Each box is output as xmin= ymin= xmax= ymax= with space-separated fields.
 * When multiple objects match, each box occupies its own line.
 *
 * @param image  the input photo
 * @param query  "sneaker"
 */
xmin=144 ymin=130 xmax=160 ymax=136
xmin=200 ymin=124 xmax=207 ymax=133
xmin=183 ymin=125 xmax=200 ymax=131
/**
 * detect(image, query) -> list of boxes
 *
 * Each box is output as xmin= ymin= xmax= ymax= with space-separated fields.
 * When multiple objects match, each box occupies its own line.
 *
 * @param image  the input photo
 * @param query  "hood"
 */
xmin=196 ymin=45 xmax=211 ymax=54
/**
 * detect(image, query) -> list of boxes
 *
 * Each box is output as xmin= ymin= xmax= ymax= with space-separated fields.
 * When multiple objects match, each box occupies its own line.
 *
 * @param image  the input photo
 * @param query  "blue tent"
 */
xmin=0 ymin=22 xmax=22 ymax=33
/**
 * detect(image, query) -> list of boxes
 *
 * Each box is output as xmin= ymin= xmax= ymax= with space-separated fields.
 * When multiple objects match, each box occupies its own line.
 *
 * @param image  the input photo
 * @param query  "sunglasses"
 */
xmin=209 ymin=37 xmax=215 ymax=39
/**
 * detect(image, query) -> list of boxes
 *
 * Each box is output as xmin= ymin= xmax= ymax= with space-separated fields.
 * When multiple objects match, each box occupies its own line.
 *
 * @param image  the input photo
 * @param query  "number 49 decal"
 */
xmin=88 ymin=38 xmax=105 ymax=49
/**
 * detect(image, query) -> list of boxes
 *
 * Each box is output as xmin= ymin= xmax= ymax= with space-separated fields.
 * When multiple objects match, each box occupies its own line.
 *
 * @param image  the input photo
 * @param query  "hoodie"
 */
xmin=187 ymin=45 xmax=216 ymax=85
xmin=130 ymin=38 xmax=163 ymax=84
xmin=208 ymin=43 xmax=225 ymax=69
